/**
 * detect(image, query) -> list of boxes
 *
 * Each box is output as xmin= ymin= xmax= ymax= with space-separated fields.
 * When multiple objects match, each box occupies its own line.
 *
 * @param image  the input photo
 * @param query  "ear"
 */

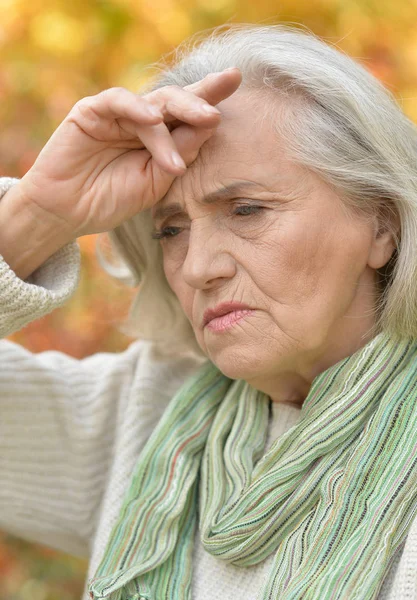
xmin=367 ymin=206 xmax=399 ymax=270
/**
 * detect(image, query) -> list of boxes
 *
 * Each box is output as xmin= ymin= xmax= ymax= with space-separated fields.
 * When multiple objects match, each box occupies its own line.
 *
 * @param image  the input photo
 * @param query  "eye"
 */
xmin=151 ymin=204 xmax=265 ymax=240
xmin=233 ymin=204 xmax=264 ymax=216
xmin=151 ymin=226 xmax=182 ymax=240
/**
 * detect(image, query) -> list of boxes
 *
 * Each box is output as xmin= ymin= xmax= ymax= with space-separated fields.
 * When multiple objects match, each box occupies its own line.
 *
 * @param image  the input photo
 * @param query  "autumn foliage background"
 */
xmin=1 ymin=0 xmax=417 ymax=597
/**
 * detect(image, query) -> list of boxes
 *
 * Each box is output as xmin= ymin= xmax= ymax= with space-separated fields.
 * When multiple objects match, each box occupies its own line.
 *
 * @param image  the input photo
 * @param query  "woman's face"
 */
xmin=151 ymin=90 xmax=395 ymax=404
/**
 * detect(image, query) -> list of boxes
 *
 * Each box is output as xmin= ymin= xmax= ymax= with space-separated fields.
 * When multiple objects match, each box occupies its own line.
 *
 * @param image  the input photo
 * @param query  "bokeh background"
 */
xmin=1 ymin=0 xmax=417 ymax=598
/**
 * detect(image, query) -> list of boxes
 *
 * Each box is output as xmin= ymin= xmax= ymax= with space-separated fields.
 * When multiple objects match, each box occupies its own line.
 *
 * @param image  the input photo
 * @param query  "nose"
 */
xmin=182 ymin=222 xmax=236 ymax=289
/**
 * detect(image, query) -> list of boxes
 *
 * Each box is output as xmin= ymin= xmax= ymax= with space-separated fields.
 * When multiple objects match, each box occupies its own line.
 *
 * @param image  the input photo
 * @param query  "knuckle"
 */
xmin=72 ymin=96 xmax=93 ymax=110
xmin=165 ymin=83 xmax=182 ymax=90
xmin=69 ymin=98 xmax=100 ymax=127
xmin=99 ymin=86 xmax=128 ymax=99
xmin=145 ymin=84 xmax=182 ymax=103
xmin=160 ymin=84 xmax=182 ymax=94
xmin=69 ymin=97 xmax=94 ymax=120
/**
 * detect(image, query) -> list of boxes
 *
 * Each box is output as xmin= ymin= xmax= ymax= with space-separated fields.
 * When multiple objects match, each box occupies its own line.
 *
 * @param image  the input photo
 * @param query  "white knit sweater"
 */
xmin=0 ymin=176 xmax=416 ymax=599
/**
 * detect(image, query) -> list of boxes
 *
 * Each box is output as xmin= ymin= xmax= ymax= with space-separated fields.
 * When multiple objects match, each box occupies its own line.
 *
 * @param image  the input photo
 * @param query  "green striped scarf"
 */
xmin=88 ymin=332 xmax=417 ymax=600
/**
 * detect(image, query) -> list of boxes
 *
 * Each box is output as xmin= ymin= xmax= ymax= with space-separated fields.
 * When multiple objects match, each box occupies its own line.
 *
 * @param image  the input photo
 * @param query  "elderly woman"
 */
xmin=0 ymin=22 xmax=416 ymax=600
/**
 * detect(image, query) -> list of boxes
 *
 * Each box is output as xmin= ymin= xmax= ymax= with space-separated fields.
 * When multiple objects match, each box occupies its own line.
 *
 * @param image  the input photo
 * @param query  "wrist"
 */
xmin=0 ymin=182 xmax=75 ymax=280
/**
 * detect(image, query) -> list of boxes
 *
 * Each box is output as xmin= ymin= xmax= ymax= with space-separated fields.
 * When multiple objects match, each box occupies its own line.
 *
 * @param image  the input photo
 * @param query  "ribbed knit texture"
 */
xmin=0 ymin=178 xmax=82 ymax=339
xmin=88 ymin=335 xmax=417 ymax=600
xmin=1 ymin=176 xmax=417 ymax=599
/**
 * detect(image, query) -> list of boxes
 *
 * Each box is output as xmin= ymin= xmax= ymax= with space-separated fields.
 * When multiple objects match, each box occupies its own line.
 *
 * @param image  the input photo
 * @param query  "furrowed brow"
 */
xmin=152 ymin=181 xmax=262 ymax=223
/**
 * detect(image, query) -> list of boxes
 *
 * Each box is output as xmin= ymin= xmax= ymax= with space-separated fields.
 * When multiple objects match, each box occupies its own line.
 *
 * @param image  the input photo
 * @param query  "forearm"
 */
xmin=0 ymin=183 xmax=75 ymax=280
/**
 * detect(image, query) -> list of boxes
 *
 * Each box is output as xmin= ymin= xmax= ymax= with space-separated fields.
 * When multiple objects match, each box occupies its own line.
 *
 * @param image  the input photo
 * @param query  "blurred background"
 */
xmin=1 ymin=0 xmax=417 ymax=598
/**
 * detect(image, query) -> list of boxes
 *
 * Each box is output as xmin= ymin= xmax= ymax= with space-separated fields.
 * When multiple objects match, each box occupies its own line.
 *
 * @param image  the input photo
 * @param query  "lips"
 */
xmin=202 ymin=302 xmax=253 ymax=327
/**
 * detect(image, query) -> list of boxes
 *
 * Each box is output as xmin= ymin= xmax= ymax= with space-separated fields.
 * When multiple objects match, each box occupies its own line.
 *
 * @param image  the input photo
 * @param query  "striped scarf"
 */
xmin=88 ymin=332 xmax=417 ymax=600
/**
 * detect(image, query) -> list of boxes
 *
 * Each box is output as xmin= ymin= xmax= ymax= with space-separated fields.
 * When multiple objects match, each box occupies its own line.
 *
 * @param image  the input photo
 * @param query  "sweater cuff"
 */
xmin=0 ymin=241 xmax=81 ymax=338
xmin=0 ymin=176 xmax=81 ymax=338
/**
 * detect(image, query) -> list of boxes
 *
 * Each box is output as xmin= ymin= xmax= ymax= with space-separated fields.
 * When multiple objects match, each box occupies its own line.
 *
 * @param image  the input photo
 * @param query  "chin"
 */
xmin=207 ymin=347 xmax=267 ymax=382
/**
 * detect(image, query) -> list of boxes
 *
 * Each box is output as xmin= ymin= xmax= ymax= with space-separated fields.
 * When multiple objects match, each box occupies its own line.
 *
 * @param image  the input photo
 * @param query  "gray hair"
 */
xmin=97 ymin=22 xmax=417 ymax=357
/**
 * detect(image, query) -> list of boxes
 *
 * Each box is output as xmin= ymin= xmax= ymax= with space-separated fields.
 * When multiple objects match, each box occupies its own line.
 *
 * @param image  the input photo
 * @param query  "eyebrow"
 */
xmin=152 ymin=181 xmax=262 ymax=223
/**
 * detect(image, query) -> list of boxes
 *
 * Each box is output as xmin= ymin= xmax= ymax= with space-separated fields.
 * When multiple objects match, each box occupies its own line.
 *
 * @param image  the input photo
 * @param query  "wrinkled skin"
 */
xmin=151 ymin=90 xmax=397 ymax=407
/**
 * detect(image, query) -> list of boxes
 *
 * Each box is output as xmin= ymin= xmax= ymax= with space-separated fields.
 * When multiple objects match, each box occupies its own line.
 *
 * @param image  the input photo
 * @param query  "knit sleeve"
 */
xmin=0 ymin=176 xmax=147 ymax=558
xmin=0 ymin=177 xmax=82 ymax=338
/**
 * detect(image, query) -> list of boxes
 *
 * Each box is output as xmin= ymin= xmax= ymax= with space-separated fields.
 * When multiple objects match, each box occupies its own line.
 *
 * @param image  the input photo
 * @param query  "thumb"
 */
xmin=147 ymin=123 xmax=215 ymax=210
xmin=170 ymin=123 xmax=216 ymax=167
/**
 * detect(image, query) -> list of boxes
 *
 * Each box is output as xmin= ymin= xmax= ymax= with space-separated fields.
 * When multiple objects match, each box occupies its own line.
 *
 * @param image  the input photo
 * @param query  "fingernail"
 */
xmin=171 ymin=151 xmax=186 ymax=170
xmin=223 ymin=67 xmax=238 ymax=72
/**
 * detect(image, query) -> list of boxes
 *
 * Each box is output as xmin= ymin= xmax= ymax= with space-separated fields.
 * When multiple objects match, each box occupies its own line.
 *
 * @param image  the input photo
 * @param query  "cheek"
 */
xmin=255 ymin=213 xmax=360 ymax=303
xmin=162 ymin=253 xmax=180 ymax=298
xmin=250 ymin=216 xmax=322 ymax=299
xmin=284 ymin=217 xmax=372 ymax=308
xmin=163 ymin=256 xmax=193 ymax=318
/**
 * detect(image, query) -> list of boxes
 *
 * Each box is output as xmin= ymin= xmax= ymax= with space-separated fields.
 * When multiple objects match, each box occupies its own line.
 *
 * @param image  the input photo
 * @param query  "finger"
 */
xmin=74 ymin=87 xmax=164 ymax=126
xmin=165 ymin=88 xmax=223 ymax=127
xmin=114 ymin=84 xmax=221 ymax=141
xmin=149 ymin=123 xmax=216 ymax=203
xmin=135 ymin=120 xmax=189 ymax=174
xmin=170 ymin=122 xmax=216 ymax=166
xmin=144 ymin=68 xmax=242 ymax=127
xmin=184 ymin=67 xmax=242 ymax=105
xmin=117 ymin=83 xmax=224 ymax=173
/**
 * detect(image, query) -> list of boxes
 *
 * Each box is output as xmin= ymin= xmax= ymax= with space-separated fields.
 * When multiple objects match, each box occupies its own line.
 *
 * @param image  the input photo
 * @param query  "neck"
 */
xmin=259 ymin=330 xmax=378 ymax=407
xmin=248 ymin=268 xmax=383 ymax=407
xmin=269 ymin=334 xmax=377 ymax=407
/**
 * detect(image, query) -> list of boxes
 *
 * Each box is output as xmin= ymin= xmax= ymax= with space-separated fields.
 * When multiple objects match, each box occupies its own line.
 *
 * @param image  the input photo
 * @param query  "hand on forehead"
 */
xmin=153 ymin=89 xmax=293 ymax=215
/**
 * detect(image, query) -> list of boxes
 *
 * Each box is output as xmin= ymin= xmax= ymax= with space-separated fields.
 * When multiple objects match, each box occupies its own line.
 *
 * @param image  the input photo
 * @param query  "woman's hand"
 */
xmin=15 ymin=67 xmax=242 ymax=238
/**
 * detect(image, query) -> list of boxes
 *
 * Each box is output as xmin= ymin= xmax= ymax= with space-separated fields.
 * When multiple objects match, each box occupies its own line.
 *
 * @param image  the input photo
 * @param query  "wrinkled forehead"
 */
xmin=151 ymin=89 xmax=292 ymax=214
xmin=187 ymin=88 xmax=287 ymax=170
